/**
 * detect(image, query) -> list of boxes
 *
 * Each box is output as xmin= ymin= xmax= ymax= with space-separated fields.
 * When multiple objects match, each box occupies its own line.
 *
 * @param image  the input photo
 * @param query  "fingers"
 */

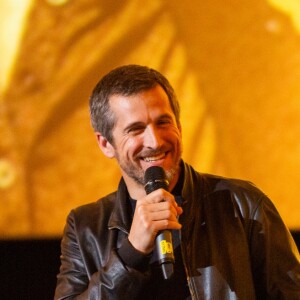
xmin=128 ymin=189 xmax=182 ymax=254
xmin=136 ymin=190 xmax=182 ymax=226
xmin=139 ymin=188 xmax=180 ymax=209
xmin=137 ymin=201 xmax=179 ymax=222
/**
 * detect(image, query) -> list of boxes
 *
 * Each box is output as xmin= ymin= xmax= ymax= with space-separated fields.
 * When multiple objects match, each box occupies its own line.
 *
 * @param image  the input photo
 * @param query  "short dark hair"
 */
xmin=89 ymin=64 xmax=180 ymax=143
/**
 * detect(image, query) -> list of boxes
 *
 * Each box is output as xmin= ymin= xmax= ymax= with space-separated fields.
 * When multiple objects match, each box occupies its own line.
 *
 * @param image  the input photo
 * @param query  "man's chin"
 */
xmin=123 ymin=168 xmax=144 ymax=186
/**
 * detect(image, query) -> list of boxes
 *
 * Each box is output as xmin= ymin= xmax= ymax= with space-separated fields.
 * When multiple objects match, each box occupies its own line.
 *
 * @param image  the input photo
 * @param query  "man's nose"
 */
xmin=144 ymin=126 xmax=162 ymax=148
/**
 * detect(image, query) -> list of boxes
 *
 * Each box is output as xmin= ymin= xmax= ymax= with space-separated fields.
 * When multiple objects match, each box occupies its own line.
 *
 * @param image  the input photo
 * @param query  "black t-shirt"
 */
xmin=119 ymin=172 xmax=191 ymax=299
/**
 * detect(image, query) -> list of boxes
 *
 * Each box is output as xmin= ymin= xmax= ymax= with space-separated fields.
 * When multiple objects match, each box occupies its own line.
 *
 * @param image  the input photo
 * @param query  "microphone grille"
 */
xmin=144 ymin=166 xmax=169 ymax=194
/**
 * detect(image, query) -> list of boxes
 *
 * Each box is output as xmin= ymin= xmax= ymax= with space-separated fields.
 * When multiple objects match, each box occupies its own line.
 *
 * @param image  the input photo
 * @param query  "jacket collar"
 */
xmin=108 ymin=178 xmax=132 ymax=234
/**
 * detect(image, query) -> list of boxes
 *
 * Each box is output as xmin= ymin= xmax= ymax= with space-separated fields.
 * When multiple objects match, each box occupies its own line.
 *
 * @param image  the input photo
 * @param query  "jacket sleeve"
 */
xmin=249 ymin=194 xmax=300 ymax=299
xmin=54 ymin=211 xmax=150 ymax=300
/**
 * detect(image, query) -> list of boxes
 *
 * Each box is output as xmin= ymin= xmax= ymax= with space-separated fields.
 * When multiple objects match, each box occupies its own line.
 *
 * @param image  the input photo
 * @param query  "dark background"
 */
xmin=0 ymin=232 xmax=299 ymax=300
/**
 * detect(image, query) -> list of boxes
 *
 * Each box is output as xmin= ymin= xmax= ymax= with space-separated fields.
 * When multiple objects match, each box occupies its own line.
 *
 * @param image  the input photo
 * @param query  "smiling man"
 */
xmin=98 ymin=85 xmax=182 ymax=196
xmin=55 ymin=65 xmax=300 ymax=299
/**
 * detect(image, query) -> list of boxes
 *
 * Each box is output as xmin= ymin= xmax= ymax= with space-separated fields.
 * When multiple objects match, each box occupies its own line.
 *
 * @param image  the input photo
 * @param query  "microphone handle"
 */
xmin=144 ymin=166 xmax=175 ymax=280
xmin=156 ymin=230 xmax=174 ymax=279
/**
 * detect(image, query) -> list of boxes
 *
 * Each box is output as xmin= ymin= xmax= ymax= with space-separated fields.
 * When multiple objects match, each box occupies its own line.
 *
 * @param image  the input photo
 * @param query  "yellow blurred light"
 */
xmin=47 ymin=0 xmax=69 ymax=5
xmin=268 ymin=0 xmax=300 ymax=33
xmin=0 ymin=159 xmax=16 ymax=189
xmin=0 ymin=0 xmax=33 ymax=93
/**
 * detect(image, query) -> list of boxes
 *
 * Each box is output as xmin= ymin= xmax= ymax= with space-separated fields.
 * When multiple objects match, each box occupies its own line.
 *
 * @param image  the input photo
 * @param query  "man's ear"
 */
xmin=95 ymin=132 xmax=115 ymax=158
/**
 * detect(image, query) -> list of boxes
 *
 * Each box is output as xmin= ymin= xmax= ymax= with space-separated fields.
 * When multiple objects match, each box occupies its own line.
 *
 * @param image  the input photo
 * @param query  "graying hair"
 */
xmin=89 ymin=64 xmax=180 ymax=143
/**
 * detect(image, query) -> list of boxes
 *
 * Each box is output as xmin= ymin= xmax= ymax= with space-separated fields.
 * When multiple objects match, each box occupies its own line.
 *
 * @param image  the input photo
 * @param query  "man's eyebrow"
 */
xmin=158 ymin=113 xmax=173 ymax=119
xmin=123 ymin=121 xmax=145 ymax=132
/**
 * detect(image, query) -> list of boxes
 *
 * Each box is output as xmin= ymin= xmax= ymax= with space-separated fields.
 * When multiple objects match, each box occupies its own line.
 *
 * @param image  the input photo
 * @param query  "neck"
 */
xmin=123 ymin=176 xmax=147 ymax=200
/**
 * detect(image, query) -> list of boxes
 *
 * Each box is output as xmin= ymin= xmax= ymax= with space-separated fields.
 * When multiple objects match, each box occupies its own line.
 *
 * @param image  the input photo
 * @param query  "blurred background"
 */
xmin=0 ymin=0 xmax=299 ymax=298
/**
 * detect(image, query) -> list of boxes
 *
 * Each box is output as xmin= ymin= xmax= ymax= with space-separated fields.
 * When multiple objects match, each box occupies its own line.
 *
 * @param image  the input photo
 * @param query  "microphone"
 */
xmin=144 ymin=166 xmax=175 ymax=280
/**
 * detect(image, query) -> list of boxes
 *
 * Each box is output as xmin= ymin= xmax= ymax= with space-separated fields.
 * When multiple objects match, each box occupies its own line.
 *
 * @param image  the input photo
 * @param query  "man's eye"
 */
xmin=128 ymin=126 xmax=144 ymax=134
xmin=158 ymin=119 xmax=171 ymax=125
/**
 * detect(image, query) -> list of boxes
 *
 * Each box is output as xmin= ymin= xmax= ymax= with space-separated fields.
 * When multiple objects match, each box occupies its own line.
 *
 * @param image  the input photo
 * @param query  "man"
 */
xmin=55 ymin=65 xmax=300 ymax=299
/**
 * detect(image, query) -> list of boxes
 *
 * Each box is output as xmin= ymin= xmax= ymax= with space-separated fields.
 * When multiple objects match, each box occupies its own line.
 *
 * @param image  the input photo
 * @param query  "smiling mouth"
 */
xmin=142 ymin=152 xmax=166 ymax=162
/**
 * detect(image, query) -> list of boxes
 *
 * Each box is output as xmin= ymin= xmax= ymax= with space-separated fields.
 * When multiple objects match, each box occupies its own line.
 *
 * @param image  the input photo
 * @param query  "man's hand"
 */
xmin=128 ymin=189 xmax=183 ymax=254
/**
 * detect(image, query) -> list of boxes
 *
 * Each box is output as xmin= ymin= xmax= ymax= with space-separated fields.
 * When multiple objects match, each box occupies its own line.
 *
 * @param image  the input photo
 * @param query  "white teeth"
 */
xmin=143 ymin=153 xmax=165 ymax=162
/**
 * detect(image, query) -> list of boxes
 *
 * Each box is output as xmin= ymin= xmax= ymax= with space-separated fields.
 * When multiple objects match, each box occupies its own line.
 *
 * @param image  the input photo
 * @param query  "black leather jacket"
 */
xmin=55 ymin=162 xmax=300 ymax=299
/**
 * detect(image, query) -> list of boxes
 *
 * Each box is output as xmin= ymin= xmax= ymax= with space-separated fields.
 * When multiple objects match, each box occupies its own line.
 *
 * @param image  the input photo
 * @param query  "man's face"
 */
xmin=107 ymin=85 xmax=182 ymax=190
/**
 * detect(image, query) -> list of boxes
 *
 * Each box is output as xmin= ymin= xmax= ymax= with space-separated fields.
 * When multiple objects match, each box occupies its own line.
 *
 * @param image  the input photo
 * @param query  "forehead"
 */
xmin=109 ymin=85 xmax=174 ymax=121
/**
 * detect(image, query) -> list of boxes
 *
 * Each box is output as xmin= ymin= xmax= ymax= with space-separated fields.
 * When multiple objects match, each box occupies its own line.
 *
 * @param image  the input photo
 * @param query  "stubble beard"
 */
xmin=115 ymin=147 xmax=182 ymax=188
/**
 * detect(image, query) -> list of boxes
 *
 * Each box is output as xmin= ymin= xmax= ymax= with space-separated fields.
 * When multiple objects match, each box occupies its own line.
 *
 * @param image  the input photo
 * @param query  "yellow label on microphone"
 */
xmin=160 ymin=240 xmax=173 ymax=254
